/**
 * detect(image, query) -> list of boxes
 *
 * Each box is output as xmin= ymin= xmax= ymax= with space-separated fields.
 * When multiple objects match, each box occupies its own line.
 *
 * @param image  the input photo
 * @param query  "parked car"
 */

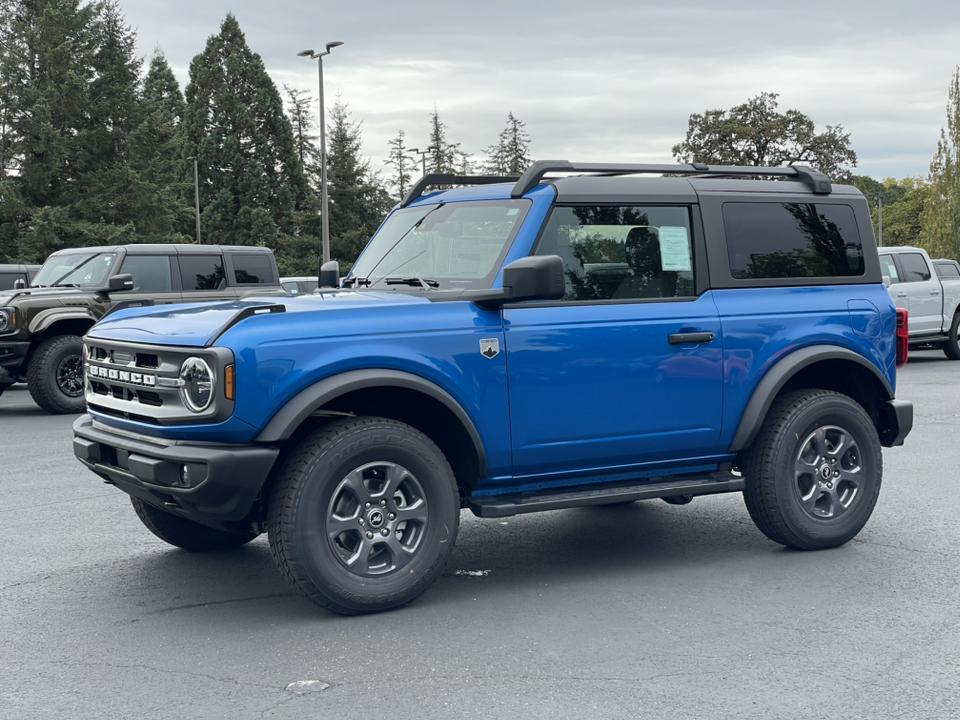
xmin=0 ymin=264 xmax=40 ymax=291
xmin=74 ymin=161 xmax=911 ymax=615
xmin=878 ymin=246 xmax=960 ymax=358
xmin=0 ymin=244 xmax=281 ymax=413
xmin=280 ymin=276 xmax=319 ymax=295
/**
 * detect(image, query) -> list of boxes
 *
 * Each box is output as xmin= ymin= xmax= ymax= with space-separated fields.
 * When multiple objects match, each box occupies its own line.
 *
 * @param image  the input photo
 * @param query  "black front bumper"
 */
xmin=0 ymin=340 xmax=29 ymax=385
xmin=73 ymin=415 xmax=279 ymax=529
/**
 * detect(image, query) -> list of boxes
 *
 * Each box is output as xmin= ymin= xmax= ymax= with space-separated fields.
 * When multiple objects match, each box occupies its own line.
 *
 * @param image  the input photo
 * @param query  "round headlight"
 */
xmin=0 ymin=311 xmax=8 ymax=333
xmin=179 ymin=357 xmax=213 ymax=412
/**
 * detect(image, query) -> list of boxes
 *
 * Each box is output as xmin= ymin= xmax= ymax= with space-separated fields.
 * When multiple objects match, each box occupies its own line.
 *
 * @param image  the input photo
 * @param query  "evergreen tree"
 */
xmin=126 ymin=50 xmax=192 ymax=243
xmin=183 ymin=14 xmax=311 ymax=247
xmin=284 ymin=85 xmax=320 ymax=174
xmin=485 ymin=112 xmax=531 ymax=175
xmin=921 ymin=67 xmax=960 ymax=260
xmin=384 ymin=129 xmax=414 ymax=201
xmin=0 ymin=0 xmax=153 ymax=260
xmin=326 ymin=95 xmax=392 ymax=267
xmin=426 ymin=108 xmax=461 ymax=174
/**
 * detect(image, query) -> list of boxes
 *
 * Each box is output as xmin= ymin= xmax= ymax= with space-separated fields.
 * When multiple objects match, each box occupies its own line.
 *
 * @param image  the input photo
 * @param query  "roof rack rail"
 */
xmin=509 ymin=161 xmax=832 ymax=198
xmin=400 ymin=173 xmax=521 ymax=208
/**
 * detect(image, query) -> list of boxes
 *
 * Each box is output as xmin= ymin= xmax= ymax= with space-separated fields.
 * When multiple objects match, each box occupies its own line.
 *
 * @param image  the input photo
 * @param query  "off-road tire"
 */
xmin=27 ymin=334 xmax=86 ymax=414
xmin=267 ymin=417 xmax=460 ymax=615
xmin=943 ymin=312 xmax=960 ymax=360
xmin=131 ymin=496 xmax=260 ymax=551
xmin=741 ymin=389 xmax=882 ymax=550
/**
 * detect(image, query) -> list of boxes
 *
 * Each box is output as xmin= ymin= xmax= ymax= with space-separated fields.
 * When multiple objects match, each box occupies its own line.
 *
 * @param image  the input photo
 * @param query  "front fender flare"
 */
xmin=255 ymin=368 xmax=487 ymax=476
xmin=29 ymin=309 xmax=96 ymax=335
xmin=728 ymin=345 xmax=894 ymax=454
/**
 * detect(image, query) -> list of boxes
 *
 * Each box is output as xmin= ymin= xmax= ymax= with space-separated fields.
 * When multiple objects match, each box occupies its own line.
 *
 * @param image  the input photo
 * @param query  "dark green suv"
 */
xmin=0 ymin=244 xmax=281 ymax=413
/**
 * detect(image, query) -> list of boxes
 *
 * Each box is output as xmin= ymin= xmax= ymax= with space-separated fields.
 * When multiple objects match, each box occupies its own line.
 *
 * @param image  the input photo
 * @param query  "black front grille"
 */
xmin=137 ymin=390 xmax=162 ymax=406
xmin=88 ymin=402 xmax=162 ymax=425
xmin=136 ymin=353 xmax=159 ymax=369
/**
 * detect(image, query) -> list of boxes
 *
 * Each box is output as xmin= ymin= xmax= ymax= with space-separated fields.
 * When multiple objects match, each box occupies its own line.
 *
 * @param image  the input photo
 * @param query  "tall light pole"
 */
xmin=186 ymin=156 xmax=201 ymax=244
xmin=409 ymin=145 xmax=437 ymax=176
xmin=298 ymin=41 xmax=343 ymax=268
xmin=872 ymin=194 xmax=884 ymax=247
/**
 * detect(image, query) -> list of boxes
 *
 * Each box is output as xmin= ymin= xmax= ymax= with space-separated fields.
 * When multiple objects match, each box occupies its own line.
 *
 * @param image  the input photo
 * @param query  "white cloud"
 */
xmin=122 ymin=0 xmax=960 ymax=180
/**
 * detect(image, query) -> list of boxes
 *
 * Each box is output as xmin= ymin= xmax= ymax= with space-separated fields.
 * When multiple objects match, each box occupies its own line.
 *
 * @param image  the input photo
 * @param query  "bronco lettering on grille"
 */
xmin=86 ymin=364 xmax=157 ymax=387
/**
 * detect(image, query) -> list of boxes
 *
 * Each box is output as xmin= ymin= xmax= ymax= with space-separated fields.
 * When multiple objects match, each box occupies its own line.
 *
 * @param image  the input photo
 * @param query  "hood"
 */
xmin=0 ymin=285 xmax=98 ymax=307
xmin=87 ymin=290 xmax=432 ymax=347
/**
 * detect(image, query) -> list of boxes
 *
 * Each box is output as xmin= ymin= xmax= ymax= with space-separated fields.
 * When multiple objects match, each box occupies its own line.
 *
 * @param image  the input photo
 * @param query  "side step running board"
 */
xmin=466 ymin=471 xmax=744 ymax=518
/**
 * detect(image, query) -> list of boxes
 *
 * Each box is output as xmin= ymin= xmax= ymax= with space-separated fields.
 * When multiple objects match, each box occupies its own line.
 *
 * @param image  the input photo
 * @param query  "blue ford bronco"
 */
xmin=73 ymin=161 xmax=913 ymax=615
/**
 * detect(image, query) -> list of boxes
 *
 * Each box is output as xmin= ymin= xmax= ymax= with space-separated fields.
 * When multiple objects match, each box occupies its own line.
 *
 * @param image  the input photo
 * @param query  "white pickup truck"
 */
xmin=878 ymin=246 xmax=960 ymax=358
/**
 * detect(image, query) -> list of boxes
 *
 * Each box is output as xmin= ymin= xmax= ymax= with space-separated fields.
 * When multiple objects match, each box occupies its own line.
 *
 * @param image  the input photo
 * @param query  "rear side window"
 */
xmin=120 ymin=255 xmax=173 ymax=293
xmin=935 ymin=262 xmax=960 ymax=278
xmin=179 ymin=255 xmax=225 ymax=291
xmin=899 ymin=253 xmax=931 ymax=282
xmin=724 ymin=202 xmax=864 ymax=279
xmin=233 ymin=254 xmax=276 ymax=284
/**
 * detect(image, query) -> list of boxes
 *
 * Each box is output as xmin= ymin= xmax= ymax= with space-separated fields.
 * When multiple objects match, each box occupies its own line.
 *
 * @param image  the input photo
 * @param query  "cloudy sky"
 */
xmin=122 ymin=0 xmax=959 ymax=182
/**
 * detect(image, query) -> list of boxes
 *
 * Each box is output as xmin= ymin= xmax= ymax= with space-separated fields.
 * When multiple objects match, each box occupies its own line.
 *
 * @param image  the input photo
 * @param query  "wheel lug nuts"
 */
xmin=358 ymin=518 xmax=364 ymax=525
xmin=388 ymin=512 xmax=396 ymax=521
xmin=365 ymin=531 xmax=374 ymax=539
xmin=379 ymin=499 xmax=387 ymax=507
xmin=380 ymin=529 xmax=389 ymax=537
xmin=365 ymin=502 xmax=371 ymax=509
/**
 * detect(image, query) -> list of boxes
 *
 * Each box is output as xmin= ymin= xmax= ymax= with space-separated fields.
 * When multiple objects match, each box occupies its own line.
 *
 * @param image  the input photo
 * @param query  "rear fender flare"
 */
xmin=729 ymin=345 xmax=894 ymax=453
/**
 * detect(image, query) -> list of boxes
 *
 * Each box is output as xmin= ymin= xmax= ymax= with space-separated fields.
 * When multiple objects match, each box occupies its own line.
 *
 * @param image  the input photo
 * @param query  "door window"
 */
xmin=878 ymin=255 xmax=900 ymax=283
xmin=534 ymin=206 xmax=695 ymax=301
xmin=119 ymin=255 xmax=173 ymax=293
xmin=898 ymin=253 xmax=931 ymax=282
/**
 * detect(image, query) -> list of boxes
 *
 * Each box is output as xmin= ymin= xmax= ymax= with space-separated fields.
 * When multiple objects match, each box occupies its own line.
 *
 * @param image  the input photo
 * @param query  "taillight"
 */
xmin=896 ymin=308 xmax=908 ymax=368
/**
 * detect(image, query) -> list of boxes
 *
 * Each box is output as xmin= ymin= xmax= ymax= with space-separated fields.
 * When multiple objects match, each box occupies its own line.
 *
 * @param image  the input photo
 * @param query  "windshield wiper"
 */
xmin=384 ymin=277 xmax=439 ymax=289
xmin=51 ymin=283 xmax=80 ymax=288
xmin=341 ymin=277 xmax=372 ymax=288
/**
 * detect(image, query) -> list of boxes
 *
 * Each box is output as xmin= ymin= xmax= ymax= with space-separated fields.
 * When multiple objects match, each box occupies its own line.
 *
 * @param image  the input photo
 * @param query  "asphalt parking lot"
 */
xmin=2 ymin=350 xmax=959 ymax=720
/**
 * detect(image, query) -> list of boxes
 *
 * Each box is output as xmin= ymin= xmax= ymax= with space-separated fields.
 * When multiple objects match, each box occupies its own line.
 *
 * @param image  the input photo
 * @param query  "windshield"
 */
xmin=348 ymin=199 xmax=531 ymax=290
xmin=32 ymin=252 xmax=117 ymax=288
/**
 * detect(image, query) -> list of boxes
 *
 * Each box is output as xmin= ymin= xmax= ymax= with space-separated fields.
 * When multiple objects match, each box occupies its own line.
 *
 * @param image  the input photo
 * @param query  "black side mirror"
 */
xmin=502 ymin=255 xmax=565 ymax=302
xmin=319 ymin=260 xmax=340 ymax=288
xmin=106 ymin=273 xmax=134 ymax=293
xmin=469 ymin=255 xmax=565 ymax=309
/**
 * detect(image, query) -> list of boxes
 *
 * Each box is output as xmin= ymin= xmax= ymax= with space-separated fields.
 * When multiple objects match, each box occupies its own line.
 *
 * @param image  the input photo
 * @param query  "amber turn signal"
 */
xmin=224 ymin=364 xmax=235 ymax=400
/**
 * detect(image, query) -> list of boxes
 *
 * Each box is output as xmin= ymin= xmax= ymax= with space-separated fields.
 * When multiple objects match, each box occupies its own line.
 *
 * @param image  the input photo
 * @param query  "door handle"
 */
xmin=668 ymin=331 xmax=714 ymax=345
xmin=931 ymin=290 xmax=941 ymax=295
xmin=897 ymin=292 xmax=908 ymax=297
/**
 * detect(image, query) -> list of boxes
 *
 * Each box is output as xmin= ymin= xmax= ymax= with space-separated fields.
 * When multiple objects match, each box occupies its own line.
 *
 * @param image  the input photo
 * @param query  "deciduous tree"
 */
xmin=672 ymin=92 xmax=857 ymax=181
xmin=921 ymin=68 xmax=960 ymax=260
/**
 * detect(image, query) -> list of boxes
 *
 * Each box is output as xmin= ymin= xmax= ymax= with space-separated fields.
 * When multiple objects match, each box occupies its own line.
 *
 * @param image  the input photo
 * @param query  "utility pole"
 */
xmin=187 ymin=156 xmax=201 ymax=244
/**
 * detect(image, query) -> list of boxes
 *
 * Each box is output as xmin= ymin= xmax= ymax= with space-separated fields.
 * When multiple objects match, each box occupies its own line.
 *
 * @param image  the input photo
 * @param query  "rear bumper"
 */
xmin=73 ymin=415 xmax=279 ymax=528
xmin=878 ymin=399 xmax=913 ymax=447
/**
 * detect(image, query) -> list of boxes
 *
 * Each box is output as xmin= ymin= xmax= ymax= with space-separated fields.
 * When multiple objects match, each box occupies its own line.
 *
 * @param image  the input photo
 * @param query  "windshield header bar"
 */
xmin=400 ymin=174 xmax=521 ymax=208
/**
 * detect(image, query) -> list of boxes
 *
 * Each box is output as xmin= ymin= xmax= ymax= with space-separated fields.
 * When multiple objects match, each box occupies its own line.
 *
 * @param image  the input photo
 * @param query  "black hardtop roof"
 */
xmin=401 ymin=160 xmax=854 ymax=207
xmin=47 ymin=244 xmax=274 ymax=256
